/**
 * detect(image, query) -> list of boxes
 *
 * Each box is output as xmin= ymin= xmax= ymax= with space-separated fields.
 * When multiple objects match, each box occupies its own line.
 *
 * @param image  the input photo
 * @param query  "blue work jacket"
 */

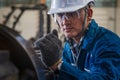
xmin=59 ymin=19 xmax=120 ymax=80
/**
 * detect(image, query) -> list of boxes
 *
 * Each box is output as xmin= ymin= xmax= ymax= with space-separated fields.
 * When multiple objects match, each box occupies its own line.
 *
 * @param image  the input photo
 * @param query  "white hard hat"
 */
xmin=48 ymin=0 xmax=95 ymax=14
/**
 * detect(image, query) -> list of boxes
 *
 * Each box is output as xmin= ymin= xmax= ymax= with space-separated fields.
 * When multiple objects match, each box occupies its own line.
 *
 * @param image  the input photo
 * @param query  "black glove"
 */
xmin=34 ymin=29 xmax=62 ymax=67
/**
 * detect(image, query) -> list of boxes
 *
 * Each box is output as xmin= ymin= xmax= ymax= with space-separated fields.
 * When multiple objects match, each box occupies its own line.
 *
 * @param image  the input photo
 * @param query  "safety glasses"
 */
xmin=54 ymin=9 xmax=83 ymax=23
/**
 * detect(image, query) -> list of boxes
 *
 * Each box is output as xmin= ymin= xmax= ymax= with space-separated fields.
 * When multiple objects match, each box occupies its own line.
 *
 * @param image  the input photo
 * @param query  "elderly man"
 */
xmin=35 ymin=0 xmax=120 ymax=80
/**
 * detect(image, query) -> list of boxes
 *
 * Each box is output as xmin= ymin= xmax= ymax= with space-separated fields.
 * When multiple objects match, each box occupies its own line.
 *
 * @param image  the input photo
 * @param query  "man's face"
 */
xmin=56 ymin=9 xmax=88 ymax=39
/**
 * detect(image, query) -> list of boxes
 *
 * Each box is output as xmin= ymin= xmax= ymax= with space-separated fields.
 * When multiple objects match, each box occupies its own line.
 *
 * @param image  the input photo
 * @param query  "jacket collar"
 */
xmin=82 ymin=19 xmax=99 ymax=50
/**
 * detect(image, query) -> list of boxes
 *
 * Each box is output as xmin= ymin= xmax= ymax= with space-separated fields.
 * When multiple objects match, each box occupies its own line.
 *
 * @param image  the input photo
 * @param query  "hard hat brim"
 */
xmin=48 ymin=5 xmax=85 ymax=14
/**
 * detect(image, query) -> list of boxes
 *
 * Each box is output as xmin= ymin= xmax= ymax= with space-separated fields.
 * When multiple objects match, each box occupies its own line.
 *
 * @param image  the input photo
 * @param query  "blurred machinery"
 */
xmin=0 ymin=3 xmax=52 ymax=80
xmin=0 ymin=24 xmax=46 ymax=80
xmin=3 ymin=4 xmax=51 ymax=39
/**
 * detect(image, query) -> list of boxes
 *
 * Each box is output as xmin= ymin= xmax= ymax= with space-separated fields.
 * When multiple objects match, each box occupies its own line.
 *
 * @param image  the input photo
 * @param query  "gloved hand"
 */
xmin=34 ymin=29 xmax=62 ymax=68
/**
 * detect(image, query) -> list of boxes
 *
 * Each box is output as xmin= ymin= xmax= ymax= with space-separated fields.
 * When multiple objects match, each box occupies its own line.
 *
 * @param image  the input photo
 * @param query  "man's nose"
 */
xmin=61 ymin=15 xmax=71 ymax=25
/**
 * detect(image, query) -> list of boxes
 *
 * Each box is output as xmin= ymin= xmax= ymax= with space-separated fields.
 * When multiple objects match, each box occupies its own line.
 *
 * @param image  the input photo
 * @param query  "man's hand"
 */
xmin=34 ymin=29 xmax=62 ymax=69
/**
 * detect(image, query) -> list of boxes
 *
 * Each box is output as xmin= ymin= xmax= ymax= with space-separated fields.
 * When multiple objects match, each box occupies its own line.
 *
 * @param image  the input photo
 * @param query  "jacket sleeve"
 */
xmin=60 ymin=53 xmax=120 ymax=80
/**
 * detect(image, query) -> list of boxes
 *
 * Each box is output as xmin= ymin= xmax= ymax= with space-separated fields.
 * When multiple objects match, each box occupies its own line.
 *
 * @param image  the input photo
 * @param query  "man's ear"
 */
xmin=87 ymin=8 xmax=93 ymax=21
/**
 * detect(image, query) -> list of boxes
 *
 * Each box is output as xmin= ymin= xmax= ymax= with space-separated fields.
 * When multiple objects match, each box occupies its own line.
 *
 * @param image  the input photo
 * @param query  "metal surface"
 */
xmin=0 ymin=24 xmax=45 ymax=80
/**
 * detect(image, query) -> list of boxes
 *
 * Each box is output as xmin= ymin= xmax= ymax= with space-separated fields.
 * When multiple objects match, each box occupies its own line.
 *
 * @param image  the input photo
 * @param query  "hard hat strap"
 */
xmin=75 ymin=7 xmax=88 ymax=38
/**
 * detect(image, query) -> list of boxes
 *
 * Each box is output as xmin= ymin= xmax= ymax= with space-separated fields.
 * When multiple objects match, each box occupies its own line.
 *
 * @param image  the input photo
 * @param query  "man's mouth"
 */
xmin=64 ymin=27 xmax=72 ymax=32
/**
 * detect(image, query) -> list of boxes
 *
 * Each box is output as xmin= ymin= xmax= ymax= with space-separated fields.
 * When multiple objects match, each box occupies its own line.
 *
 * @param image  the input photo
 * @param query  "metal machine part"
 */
xmin=0 ymin=24 xmax=45 ymax=80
